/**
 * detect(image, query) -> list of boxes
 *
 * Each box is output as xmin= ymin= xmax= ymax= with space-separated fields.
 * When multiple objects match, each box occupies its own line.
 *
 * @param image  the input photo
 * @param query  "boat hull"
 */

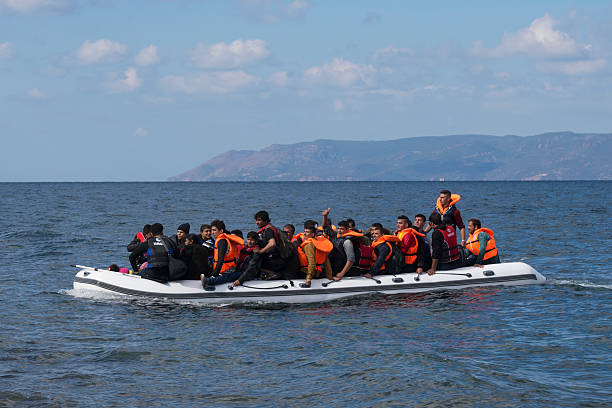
xmin=73 ymin=262 xmax=545 ymax=304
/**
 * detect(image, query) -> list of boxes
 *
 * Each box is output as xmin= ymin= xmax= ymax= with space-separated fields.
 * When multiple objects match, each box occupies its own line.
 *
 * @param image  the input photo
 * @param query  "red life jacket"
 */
xmin=435 ymin=225 xmax=460 ymax=263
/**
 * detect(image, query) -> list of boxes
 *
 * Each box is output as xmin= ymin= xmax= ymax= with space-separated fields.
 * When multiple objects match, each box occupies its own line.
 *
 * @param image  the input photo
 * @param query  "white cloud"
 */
xmin=0 ymin=41 xmax=15 ymax=59
xmin=268 ymin=71 xmax=290 ymax=86
xmin=134 ymin=127 xmax=148 ymax=137
xmin=135 ymin=45 xmax=159 ymax=67
xmin=364 ymin=88 xmax=417 ymax=100
xmin=304 ymin=58 xmax=376 ymax=87
xmin=372 ymin=46 xmax=413 ymax=62
xmin=286 ymin=0 xmax=309 ymax=18
xmin=161 ymin=71 xmax=261 ymax=94
xmin=106 ymin=67 xmax=142 ymax=93
xmin=333 ymin=99 xmax=345 ymax=111
xmin=474 ymin=14 xmax=590 ymax=58
xmin=537 ymin=58 xmax=606 ymax=75
xmin=239 ymin=0 xmax=311 ymax=22
xmin=190 ymin=39 xmax=270 ymax=68
xmin=0 ymin=0 xmax=75 ymax=14
xmin=25 ymin=88 xmax=48 ymax=100
xmin=76 ymin=39 xmax=127 ymax=65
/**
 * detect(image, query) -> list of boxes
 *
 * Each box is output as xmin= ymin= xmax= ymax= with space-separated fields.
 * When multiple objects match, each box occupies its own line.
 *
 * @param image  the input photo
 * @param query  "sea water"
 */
xmin=0 ymin=181 xmax=610 ymax=407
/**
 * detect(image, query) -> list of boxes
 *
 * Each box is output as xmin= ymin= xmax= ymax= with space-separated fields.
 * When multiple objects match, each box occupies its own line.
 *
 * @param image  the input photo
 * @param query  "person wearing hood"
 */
xmin=169 ymin=223 xmax=190 ymax=250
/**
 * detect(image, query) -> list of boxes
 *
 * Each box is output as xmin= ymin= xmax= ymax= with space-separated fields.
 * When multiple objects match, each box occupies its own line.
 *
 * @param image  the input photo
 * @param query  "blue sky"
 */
xmin=1 ymin=0 xmax=611 ymax=181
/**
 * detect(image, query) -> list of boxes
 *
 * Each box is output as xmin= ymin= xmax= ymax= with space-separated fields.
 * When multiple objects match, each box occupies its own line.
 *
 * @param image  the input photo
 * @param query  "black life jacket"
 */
xmin=331 ymin=235 xmax=372 ymax=274
xmin=435 ymin=204 xmax=458 ymax=229
xmin=146 ymin=236 xmax=171 ymax=268
xmin=372 ymin=240 xmax=402 ymax=275
xmin=435 ymin=225 xmax=460 ymax=263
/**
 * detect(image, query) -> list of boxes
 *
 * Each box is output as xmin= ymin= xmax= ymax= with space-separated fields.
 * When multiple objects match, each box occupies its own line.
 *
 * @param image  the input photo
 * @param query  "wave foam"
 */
xmin=551 ymin=279 xmax=612 ymax=290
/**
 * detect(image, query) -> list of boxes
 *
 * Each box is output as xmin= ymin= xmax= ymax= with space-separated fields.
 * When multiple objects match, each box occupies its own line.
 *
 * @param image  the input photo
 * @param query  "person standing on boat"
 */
xmin=201 ymin=220 xmax=244 ymax=288
xmin=126 ymin=224 xmax=152 ymax=270
xmin=298 ymin=220 xmax=333 ymax=287
xmin=425 ymin=190 xmax=466 ymax=247
xmin=465 ymin=218 xmax=500 ymax=267
xmin=129 ymin=223 xmax=177 ymax=283
xmin=426 ymin=213 xmax=462 ymax=275
xmin=366 ymin=224 xmax=402 ymax=278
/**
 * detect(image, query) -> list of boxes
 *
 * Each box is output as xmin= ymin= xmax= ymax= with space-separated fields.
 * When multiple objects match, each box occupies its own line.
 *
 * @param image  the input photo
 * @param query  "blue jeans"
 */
xmin=207 ymin=270 xmax=242 ymax=286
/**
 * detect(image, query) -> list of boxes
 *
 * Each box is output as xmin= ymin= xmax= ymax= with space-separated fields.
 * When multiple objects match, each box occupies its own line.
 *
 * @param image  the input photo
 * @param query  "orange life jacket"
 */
xmin=466 ymin=228 xmax=498 ymax=261
xmin=371 ymin=235 xmax=401 ymax=271
xmin=297 ymin=236 xmax=333 ymax=272
xmin=396 ymin=228 xmax=426 ymax=265
xmin=292 ymin=232 xmax=305 ymax=244
xmin=436 ymin=194 xmax=461 ymax=216
xmin=213 ymin=233 xmax=244 ymax=274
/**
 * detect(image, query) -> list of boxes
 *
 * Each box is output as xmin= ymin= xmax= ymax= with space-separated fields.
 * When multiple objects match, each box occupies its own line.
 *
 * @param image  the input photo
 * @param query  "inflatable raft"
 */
xmin=72 ymin=262 xmax=545 ymax=304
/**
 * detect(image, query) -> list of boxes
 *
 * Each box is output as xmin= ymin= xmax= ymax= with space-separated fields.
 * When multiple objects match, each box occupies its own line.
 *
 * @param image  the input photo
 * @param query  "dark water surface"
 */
xmin=0 ymin=182 xmax=610 ymax=407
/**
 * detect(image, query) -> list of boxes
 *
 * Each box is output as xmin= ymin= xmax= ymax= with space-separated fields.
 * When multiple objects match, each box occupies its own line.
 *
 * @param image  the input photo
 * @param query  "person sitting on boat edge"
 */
xmin=298 ymin=220 xmax=333 ymax=287
xmin=464 ymin=218 xmax=500 ymax=267
xmin=200 ymin=224 xmax=215 ymax=249
xmin=201 ymin=220 xmax=244 ymax=288
xmin=129 ymin=222 xmax=178 ymax=283
xmin=426 ymin=213 xmax=462 ymax=275
xmin=396 ymin=215 xmax=422 ymax=273
xmin=231 ymin=231 xmax=262 ymax=287
xmin=425 ymin=189 xmax=466 ymax=247
xmin=180 ymin=233 xmax=212 ymax=280
xmin=366 ymin=223 xmax=402 ymax=278
xmin=331 ymin=220 xmax=373 ymax=281
xmin=126 ymin=224 xmax=152 ymax=270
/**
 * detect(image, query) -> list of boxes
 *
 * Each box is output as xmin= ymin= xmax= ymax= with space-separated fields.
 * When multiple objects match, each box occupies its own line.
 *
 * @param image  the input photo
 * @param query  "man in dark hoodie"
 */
xmin=180 ymin=233 xmax=212 ymax=279
xmin=169 ymin=223 xmax=190 ymax=250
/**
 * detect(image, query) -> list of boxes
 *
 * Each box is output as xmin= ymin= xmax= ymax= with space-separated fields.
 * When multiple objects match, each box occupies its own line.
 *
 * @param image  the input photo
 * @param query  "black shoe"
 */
xmin=201 ymin=277 xmax=209 ymax=289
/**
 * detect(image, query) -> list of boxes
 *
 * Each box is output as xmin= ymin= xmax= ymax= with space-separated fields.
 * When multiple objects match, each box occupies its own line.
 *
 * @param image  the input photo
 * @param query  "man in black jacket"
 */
xmin=126 ymin=224 xmax=152 ymax=270
xmin=129 ymin=223 xmax=177 ymax=283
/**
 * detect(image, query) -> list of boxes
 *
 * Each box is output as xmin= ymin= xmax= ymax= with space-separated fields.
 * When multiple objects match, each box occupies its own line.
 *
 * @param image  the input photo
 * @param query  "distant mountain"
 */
xmin=170 ymin=132 xmax=612 ymax=181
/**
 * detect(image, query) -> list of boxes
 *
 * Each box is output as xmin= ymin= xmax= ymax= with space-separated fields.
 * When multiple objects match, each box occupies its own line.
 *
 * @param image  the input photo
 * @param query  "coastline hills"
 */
xmin=169 ymin=131 xmax=611 ymax=181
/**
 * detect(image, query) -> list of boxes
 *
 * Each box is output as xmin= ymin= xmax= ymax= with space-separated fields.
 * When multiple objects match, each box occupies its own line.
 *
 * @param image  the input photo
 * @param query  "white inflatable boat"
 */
xmin=72 ymin=262 xmax=545 ymax=304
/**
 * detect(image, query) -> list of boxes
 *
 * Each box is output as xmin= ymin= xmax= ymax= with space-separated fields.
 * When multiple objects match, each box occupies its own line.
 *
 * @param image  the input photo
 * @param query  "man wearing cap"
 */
xmin=169 ymin=223 xmax=190 ymax=251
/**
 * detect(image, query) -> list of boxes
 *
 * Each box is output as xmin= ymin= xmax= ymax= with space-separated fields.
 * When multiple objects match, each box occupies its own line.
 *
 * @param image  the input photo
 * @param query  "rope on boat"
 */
xmin=233 ymin=283 xmax=289 ymax=290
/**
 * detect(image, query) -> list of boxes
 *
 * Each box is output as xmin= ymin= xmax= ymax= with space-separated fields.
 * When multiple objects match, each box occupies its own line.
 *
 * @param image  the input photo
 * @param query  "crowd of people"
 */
xmin=124 ymin=190 xmax=500 ymax=288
